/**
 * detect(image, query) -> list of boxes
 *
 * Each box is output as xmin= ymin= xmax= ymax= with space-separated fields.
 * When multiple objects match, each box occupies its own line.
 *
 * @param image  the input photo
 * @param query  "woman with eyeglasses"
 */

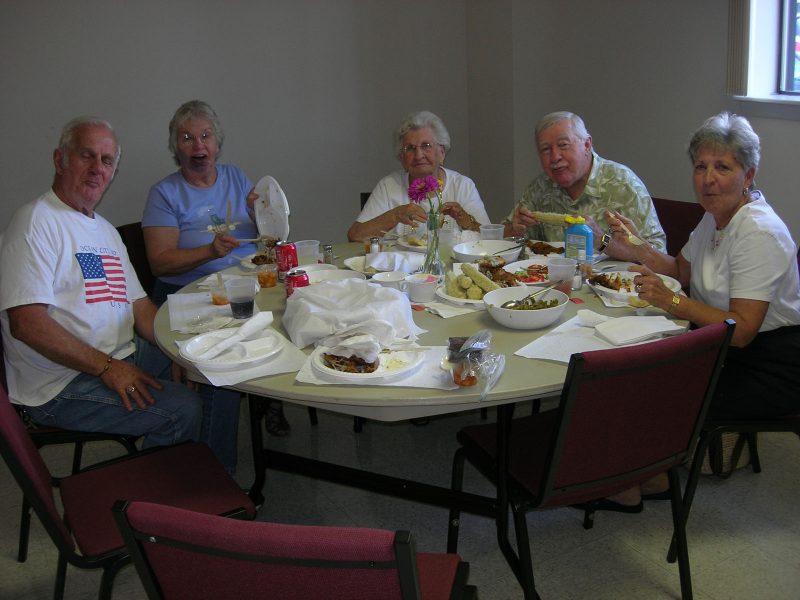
xmin=347 ymin=110 xmax=491 ymax=241
xmin=142 ymin=100 xmax=259 ymax=306
xmin=141 ymin=100 xmax=281 ymax=469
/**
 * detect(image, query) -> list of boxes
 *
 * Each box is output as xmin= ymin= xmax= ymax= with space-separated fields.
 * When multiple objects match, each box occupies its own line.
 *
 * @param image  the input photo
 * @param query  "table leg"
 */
xmin=247 ymin=394 xmax=268 ymax=507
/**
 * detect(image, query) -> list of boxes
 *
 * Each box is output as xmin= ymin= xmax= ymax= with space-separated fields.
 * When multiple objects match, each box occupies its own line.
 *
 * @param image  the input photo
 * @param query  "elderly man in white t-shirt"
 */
xmin=0 ymin=117 xmax=206 ymax=459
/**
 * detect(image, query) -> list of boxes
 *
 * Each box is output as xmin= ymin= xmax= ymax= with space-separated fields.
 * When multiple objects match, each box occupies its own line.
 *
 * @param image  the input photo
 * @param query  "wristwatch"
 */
xmin=598 ymin=233 xmax=612 ymax=253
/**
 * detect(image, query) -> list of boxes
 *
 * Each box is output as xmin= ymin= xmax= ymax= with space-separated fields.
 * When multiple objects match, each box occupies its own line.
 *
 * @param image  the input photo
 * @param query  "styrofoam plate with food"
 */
xmin=587 ymin=271 xmax=681 ymax=307
xmin=309 ymin=346 xmax=424 ymax=381
xmin=503 ymin=258 xmax=549 ymax=285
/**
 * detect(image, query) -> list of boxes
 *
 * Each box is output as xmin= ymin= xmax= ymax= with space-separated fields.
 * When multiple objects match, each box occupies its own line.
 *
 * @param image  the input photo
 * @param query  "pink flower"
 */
xmin=408 ymin=176 xmax=443 ymax=206
xmin=408 ymin=178 xmax=430 ymax=203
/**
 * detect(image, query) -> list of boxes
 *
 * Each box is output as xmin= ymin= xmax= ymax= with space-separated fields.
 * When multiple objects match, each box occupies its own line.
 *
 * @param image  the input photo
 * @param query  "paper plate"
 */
xmin=308 ymin=269 xmax=367 ymax=284
xmin=310 ymin=346 xmax=424 ymax=381
xmin=179 ymin=329 xmax=283 ymax=371
xmin=587 ymin=271 xmax=681 ymax=307
xmin=396 ymin=235 xmax=428 ymax=253
xmin=253 ymin=175 xmax=290 ymax=241
xmin=343 ymin=256 xmax=381 ymax=275
xmin=503 ymin=258 xmax=549 ymax=285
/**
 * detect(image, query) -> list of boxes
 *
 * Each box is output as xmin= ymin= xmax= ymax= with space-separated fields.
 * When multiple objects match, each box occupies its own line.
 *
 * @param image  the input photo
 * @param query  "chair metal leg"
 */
xmin=480 ymin=407 xmax=488 ymax=420
xmin=668 ymin=430 xmax=711 ymax=563
xmin=54 ymin=552 xmax=68 ymax=600
xmin=667 ymin=467 xmax=694 ymax=599
xmin=509 ymin=501 xmax=540 ymax=600
xmin=447 ymin=448 xmax=466 ymax=553
xmin=17 ymin=497 xmax=31 ymax=562
xmin=353 ymin=416 xmax=364 ymax=433
xmin=98 ymin=556 xmax=130 ymax=600
xmin=307 ymin=407 xmax=318 ymax=426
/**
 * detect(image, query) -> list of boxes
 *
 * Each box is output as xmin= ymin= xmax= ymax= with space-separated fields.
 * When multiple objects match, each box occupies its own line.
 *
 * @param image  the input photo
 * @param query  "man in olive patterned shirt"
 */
xmin=502 ymin=111 xmax=666 ymax=257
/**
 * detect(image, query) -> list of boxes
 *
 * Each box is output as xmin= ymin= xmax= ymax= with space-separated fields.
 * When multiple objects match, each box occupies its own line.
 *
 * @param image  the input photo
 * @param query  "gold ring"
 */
xmin=126 ymin=385 xmax=136 ymax=394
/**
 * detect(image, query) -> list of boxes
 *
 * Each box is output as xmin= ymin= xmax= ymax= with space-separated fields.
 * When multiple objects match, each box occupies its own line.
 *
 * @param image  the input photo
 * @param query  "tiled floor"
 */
xmin=1 ymin=401 xmax=799 ymax=599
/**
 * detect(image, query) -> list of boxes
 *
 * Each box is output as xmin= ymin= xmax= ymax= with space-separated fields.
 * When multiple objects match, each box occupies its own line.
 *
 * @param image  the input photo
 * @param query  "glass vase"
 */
xmin=422 ymin=210 xmax=444 ymax=278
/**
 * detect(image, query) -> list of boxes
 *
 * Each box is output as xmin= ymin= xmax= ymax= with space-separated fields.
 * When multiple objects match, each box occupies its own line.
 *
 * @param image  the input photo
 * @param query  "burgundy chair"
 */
xmin=0 ymin=332 xmax=139 ymax=563
xmin=0 ymin=384 xmax=256 ymax=600
xmin=651 ymin=197 xmax=705 ymax=257
xmin=114 ymin=500 xmax=476 ymax=600
xmin=447 ymin=321 xmax=734 ymax=600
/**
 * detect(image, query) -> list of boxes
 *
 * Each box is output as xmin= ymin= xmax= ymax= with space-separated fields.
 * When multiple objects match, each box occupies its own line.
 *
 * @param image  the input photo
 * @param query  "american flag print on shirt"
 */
xmin=75 ymin=252 xmax=129 ymax=304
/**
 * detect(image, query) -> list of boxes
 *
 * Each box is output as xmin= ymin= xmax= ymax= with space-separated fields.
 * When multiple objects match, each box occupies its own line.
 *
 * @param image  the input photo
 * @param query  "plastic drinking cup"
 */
xmin=479 ymin=224 xmax=505 ymax=240
xmin=224 ymin=277 xmax=258 ymax=319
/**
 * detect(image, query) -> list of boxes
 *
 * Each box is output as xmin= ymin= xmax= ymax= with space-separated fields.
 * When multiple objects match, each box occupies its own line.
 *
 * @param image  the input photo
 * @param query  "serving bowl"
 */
xmin=483 ymin=286 xmax=569 ymax=330
xmin=452 ymin=240 xmax=522 ymax=264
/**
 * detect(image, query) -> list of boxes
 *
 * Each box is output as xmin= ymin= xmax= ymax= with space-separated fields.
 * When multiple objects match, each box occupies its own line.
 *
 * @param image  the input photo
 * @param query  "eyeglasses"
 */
xmin=400 ymin=142 xmax=439 ymax=155
xmin=178 ymin=130 xmax=215 ymax=146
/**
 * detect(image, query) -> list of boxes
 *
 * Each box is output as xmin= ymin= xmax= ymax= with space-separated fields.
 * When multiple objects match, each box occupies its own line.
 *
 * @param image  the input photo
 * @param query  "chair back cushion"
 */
xmin=119 ymin=501 xmax=416 ymax=599
xmin=542 ymin=322 xmax=731 ymax=506
xmin=651 ymin=197 xmax=705 ymax=257
xmin=0 ymin=385 xmax=74 ymax=550
xmin=116 ymin=221 xmax=156 ymax=296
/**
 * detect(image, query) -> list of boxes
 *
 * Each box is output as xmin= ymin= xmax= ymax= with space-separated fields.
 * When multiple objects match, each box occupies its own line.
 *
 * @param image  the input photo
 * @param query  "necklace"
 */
xmin=712 ymin=227 xmax=725 ymax=251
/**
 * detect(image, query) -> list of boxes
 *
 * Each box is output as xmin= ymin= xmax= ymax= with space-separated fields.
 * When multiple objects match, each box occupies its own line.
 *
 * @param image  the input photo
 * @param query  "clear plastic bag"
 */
xmin=448 ymin=330 xmax=505 ymax=400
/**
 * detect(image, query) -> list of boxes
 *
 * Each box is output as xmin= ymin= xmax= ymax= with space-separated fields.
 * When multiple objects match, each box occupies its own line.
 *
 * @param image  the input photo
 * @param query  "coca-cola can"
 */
xmin=285 ymin=269 xmax=310 ymax=297
xmin=275 ymin=241 xmax=298 ymax=281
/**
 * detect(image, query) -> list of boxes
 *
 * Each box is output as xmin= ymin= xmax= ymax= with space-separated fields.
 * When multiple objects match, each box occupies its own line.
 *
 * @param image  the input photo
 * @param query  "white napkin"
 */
xmin=176 ymin=330 xmax=306 ymax=387
xmin=416 ymin=301 xmax=480 ymax=318
xmin=295 ymin=346 xmax=459 ymax=389
xmin=594 ymin=315 xmax=685 ymax=346
xmin=364 ymin=251 xmax=424 ymax=273
xmin=194 ymin=312 xmax=274 ymax=360
xmin=167 ymin=292 xmax=236 ymax=333
xmin=283 ymin=279 xmax=424 ymax=348
xmin=516 ymin=314 xmax=687 ymax=363
xmin=576 ymin=309 xmax=612 ymax=327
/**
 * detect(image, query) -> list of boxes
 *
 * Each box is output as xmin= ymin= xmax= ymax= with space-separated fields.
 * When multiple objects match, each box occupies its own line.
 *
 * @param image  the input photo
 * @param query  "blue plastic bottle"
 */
xmin=564 ymin=216 xmax=593 ymax=263
xmin=564 ymin=216 xmax=593 ymax=289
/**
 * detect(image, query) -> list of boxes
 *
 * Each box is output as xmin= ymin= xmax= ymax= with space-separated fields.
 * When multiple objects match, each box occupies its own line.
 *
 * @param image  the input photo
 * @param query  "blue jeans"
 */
xmin=152 ymin=278 xmax=242 ymax=472
xmin=27 ymin=337 xmax=200 ymax=450
xmin=26 ymin=338 xmax=242 ymax=473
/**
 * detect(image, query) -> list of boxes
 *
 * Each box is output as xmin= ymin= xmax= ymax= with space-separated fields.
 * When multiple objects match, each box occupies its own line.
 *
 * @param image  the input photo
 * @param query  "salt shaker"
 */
xmin=369 ymin=236 xmax=381 ymax=254
xmin=322 ymin=244 xmax=334 ymax=265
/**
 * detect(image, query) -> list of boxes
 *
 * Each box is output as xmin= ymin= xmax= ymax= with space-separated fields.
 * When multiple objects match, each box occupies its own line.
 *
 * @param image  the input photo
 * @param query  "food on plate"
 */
xmin=530 ymin=211 xmax=570 ymax=225
xmin=526 ymin=240 xmax=565 ymax=255
xmin=513 ymin=264 xmax=548 ymax=284
xmin=322 ymin=353 xmax=379 ymax=374
xmin=405 ymin=235 xmax=426 ymax=247
xmin=444 ymin=271 xmax=467 ymax=299
xmin=476 ymin=258 xmax=519 ymax=287
xmin=506 ymin=297 xmax=559 ymax=311
xmin=589 ymin=272 xmax=634 ymax=292
xmin=252 ymin=253 xmax=273 ymax=265
xmin=461 ymin=263 xmax=501 ymax=294
xmin=251 ymin=236 xmax=280 ymax=265
xmin=457 ymin=274 xmax=473 ymax=289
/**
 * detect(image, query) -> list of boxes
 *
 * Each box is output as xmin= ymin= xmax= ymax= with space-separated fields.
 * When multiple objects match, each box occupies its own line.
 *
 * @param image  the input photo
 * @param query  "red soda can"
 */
xmin=285 ymin=269 xmax=310 ymax=298
xmin=275 ymin=241 xmax=298 ymax=282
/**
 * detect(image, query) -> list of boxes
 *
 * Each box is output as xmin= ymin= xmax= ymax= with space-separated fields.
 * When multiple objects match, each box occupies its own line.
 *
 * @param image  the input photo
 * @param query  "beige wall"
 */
xmin=2 ymin=0 xmax=799 ymax=241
